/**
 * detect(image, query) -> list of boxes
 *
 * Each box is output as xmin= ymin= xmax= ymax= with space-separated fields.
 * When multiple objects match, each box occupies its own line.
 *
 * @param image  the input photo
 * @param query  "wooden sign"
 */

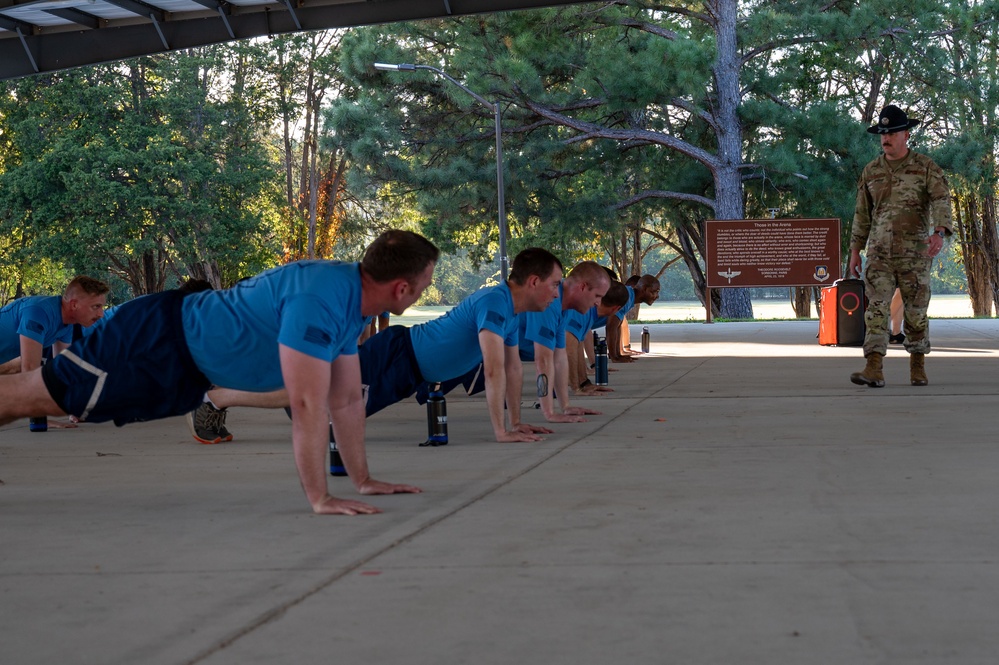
xmin=705 ymin=218 xmax=841 ymax=288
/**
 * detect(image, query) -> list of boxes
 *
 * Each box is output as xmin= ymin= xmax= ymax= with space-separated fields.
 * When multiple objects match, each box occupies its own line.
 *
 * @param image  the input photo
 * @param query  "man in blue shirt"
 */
xmin=203 ymin=248 xmax=564 ymax=444
xmin=565 ymin=281 xmax=629 ymax=395
xmin=606 ymin=274 xmax=661 ymax=363
xmin=518 ymin=261 xmax=611 ymax=423
xmin=0 ymin=230 xmax=439 ymax=516
xmin=0 ymin=276 xmax=109 ymax=374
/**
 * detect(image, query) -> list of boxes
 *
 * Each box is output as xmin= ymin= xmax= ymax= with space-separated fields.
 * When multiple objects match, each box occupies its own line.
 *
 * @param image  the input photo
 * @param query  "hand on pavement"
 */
xmin=356 ymin=478 xmax=423 ymax=495
xmin=496 ymin=430 xmax=546 ymax=442
xmin=514 ymin=422 xmax=554 ymax=435
xmin=564 ymin=406 xmax=601 ymax=416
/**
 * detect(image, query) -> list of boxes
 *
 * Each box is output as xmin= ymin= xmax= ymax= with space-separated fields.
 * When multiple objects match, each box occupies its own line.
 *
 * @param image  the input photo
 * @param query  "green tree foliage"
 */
xmin=0 ymin=48 xmax=281 ymax=296
xmin=3 ymin=2 xmax=998 ymax=312
xmin=329 ymin=0 xmax=972 ymax=318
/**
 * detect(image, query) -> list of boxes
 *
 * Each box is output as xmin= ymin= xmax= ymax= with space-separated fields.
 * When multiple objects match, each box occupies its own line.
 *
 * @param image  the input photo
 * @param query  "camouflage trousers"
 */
xmin=862 ymin=255 xmax=933 ymax=356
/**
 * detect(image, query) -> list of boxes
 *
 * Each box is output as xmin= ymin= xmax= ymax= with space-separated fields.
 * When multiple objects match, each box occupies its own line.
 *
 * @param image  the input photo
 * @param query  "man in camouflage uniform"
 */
xmin=848 ymin=105 xmax=953 ymax=387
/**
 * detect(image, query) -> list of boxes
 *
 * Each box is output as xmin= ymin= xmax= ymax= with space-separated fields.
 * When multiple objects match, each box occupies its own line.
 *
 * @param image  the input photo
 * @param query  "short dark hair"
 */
xmin=567 ymin=261 xmax=611 ymax=291
xmin=602 ymin=266 xmax=619 ymax=282
xmin=178 ymin=278 xmax=214 ymax=294
xmin=64 ymin=276 xmax=109 ymax=299
xmin=602 ymin=281 xmax=629 ymax=308
xmin=624 ymin=274 xmax=640 ymax=287
xmin=509 ymin=248 xmax=563 ymax=286
xmin=361 ymin=230 xmax=440 ymax=283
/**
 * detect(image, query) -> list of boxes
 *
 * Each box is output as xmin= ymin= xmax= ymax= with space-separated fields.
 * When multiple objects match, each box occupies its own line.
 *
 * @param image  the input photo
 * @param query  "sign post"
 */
xmin=704 ymin=218 xmax=841 ymax=321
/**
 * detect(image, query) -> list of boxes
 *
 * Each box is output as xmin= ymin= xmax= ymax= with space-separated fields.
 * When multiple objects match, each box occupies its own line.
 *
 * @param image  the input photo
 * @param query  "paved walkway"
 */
xmin=3 ymin=318 xmax=999 ymax=664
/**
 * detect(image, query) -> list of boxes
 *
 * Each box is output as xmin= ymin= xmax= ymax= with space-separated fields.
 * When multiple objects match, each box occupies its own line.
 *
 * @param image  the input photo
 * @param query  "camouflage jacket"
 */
xmin=850 ymin=150 xmax=953 ymax=258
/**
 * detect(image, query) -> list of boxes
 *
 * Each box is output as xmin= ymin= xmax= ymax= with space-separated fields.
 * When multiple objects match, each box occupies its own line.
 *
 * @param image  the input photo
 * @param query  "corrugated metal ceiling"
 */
xmin=1 ymin=0 xmax=595 ymax=81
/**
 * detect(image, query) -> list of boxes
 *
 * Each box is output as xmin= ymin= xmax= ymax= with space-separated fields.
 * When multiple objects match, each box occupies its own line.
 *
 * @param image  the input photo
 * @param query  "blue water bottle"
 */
xmin=329 ymin=426 xmax=347 ymax=477
xmin=421 ymin=385 xmax=448 ymax=447
xmin=594 ymin=332 xmax=609 ymax=386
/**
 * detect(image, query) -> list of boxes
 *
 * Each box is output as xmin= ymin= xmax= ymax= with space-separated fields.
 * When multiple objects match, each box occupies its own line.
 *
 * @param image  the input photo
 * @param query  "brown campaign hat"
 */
xmin=867 ymin=104 xmax=921 ymax=134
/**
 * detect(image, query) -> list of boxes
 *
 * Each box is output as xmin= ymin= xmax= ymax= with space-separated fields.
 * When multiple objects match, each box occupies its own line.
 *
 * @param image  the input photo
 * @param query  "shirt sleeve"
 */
xmin=522 ymin=308 xmax=560 ymax=351
xmin=850 ymin=168 xmax=873 ymax=251
xmin=926 ymin=161 xmax=953 ymax=233
xmin=277 ymin=295 xmax=355 ymax=361
xmin=15 ymin=304 xmax=53 ymax=345
xmin=474 ymin=291 xmax=512 ymax=339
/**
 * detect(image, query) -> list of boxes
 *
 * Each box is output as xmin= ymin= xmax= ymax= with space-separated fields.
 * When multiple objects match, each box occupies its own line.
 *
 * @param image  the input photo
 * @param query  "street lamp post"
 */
xmin=374 ymin=62 xmax=509 ymax=280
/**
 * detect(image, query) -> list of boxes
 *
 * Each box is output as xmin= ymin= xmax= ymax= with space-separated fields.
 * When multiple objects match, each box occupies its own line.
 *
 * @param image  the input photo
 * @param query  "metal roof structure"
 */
xmin=1 ymin=0 xmax=594 ymax=81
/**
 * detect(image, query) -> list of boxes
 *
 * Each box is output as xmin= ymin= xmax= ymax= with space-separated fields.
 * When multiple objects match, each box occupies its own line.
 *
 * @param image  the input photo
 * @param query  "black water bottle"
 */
xmin=594 ymin=333 xmax=609 ymax=386
xmin=29 ymin=416 xmax=48 ymax=432
xmin=421 ymin=384 xmax=448 ymax=447
xmin=328 ymin=425 xmax=347 ymax=477
xmin=641 ymin=325 xmax=650 ymax=353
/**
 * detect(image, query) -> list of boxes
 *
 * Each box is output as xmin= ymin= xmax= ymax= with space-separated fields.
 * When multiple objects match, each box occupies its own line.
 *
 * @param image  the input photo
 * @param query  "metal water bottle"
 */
xmin=329 ymin=425 xmax=347 ymax=477
xmin=421 ymin=384 xmax=448 ymax=447
xmin=594 ymin=332 xmax=609 ymax=386
xmin=641 ymin=325 xmax=650 ymax=353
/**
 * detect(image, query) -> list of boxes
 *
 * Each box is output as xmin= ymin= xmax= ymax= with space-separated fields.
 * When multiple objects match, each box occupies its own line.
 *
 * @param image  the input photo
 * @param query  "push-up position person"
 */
xmin=202 ymin=248 xmax=564 ymax=443
xmin=0 ymin=276 xmax=109 ymax=374
xmin=606 ymin=275 xmax=661 ymax=363
xmin=565 ymin=280 xmax=629 ymax=395
xmin=0 ymin=230 xmax=439 ymax=515
xmin=518 ymin=261 xmax=610 ymax=423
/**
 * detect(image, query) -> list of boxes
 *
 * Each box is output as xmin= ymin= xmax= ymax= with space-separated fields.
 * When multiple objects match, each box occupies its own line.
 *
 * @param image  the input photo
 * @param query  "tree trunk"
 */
xmin=189 ymin=260 xmax=223 ymax=290
xmin=980 ymin=191 xmax=999 ymax=315
xmin=790 ymin=286 xmax=812 ymax=318
xmin=712 ymin=0 xmax=753 ymax=319
xmin=680 ymin=221 xmax=720 ymax=318
xmin=959 ymin=191 xmax=994 ymax=317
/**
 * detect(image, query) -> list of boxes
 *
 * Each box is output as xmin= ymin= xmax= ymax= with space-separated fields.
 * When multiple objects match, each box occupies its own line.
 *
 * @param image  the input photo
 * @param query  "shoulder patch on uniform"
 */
xmin=303 ymin=326 xmax=333 ymax=347
xmin=485 ymin=310 xmax=506 ymax=327
xmin=538 ymin=325 xmax=555 ymax=341
xmin=26 ymin=320 xmax=44 ymax=334
xmin=566 ymin=319 xmax=583 ymax=333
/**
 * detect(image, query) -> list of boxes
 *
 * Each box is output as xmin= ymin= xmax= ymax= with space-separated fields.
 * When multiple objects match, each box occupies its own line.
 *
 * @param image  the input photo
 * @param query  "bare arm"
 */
xmin=280 ymin=345 xmax=380 ymax=515
xmin=566 ymin=334 xmax=585 ymax=392
xmin=326 ymin=353 xmax=421 ymax=497
xmin=555 ymin=346 xmax=600 ymax=417
xmin=606 ymin=317 xmax=632 ymax=363
xmin=18 ymin=336 xmax=44 ymax=373
xmin=534 ymin=344 xmax=584 ymax=423
xmin=479 ymin=330 xmax=544 ymax=441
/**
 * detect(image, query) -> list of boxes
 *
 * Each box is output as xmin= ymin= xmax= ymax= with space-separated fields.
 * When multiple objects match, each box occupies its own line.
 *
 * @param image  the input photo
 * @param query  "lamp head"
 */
xmin=374 ymin=63 xmax=416 ymax=71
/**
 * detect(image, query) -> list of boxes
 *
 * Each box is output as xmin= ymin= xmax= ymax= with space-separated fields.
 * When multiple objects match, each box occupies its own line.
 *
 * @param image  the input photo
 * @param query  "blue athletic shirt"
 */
xmin=517 ymin=283 xmax=566 ymax=360
xmin=564 ymin=306 xmax=595 ymax=343
xmin=0 ymin=295 xmax=73 ymax=364
xmin=409 ymin=282 xmax=518 ymax=382
xmin=616 ymin=286 xmax=636 ymax=321
xmin=181 ymin=261 xmax=368 ymax=391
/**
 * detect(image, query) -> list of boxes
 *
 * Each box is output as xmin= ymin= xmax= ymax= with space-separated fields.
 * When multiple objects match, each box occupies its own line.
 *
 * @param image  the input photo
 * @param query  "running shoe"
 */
xmin=186 ymin=402 xmax=233 ymax=444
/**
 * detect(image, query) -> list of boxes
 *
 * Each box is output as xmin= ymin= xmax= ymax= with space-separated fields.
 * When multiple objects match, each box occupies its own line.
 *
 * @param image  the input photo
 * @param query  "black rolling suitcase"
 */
xmin=818 ymin=279 xmax=865 ymax=346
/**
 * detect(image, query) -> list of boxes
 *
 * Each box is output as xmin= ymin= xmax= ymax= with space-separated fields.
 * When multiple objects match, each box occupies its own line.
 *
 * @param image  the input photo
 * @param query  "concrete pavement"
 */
xmin=2 ymin=318 xmax=999 ymax=664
